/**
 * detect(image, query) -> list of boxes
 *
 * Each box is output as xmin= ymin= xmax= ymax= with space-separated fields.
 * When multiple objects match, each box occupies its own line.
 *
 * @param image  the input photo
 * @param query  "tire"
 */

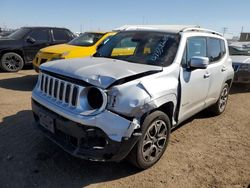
xmin=209 ymin=83 xmax=229 ymax=115
xmin=128 ymin=111 xmax=171 ymax=169
xmin=0 ymin=52 xmax=24 ymax=72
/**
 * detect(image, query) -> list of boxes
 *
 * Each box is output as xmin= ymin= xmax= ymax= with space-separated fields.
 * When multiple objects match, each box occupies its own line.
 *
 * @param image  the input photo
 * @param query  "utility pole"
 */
xmin=222 ymin=27 xmax=228 ymax=36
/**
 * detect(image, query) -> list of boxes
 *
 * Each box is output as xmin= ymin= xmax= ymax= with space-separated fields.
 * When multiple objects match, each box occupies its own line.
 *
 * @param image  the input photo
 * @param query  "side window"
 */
xmin=187 ymin=37 xmax=207 ymax=63
xmin=207 ymin=38 xmax=221 ymax=62
xmin=53 ymin=29 xmax=69 ymax=41
xmin=29 ymin=29 xmax=49 ymax=42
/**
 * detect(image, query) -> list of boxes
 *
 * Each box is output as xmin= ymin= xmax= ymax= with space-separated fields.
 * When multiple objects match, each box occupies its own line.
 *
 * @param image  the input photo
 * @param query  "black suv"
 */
xmin=0 ymin=27 xmax=75 ymax=72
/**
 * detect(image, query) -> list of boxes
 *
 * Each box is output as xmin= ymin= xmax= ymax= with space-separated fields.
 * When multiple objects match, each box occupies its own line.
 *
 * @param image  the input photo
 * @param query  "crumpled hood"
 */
xmin=40 ymin=57 xmax=162 ymax=89
xmin=231 ymin=56 xmax=250 ymax=64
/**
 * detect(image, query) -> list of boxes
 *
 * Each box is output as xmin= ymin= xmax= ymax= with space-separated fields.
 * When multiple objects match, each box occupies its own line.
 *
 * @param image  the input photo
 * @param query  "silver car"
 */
xmin=229 ymin=43 xmax=250 ymax=83
xmin=32 ymin=25 xmax=234 ymax=169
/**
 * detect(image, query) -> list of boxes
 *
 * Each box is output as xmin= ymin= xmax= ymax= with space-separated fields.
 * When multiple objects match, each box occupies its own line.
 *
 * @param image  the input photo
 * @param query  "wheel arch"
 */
xmin=140 ymin=101 xmax=175 ymax=128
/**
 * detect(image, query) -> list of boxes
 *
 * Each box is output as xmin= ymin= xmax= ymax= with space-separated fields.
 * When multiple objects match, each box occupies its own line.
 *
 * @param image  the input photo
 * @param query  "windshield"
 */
xmin=94 ymin=31 xmax=180 ymax=67
xmin=8 ymin=28 xmax=30 ymax=39
xmin=229 ymin=45 xmax=250 ymax=56
xmin=68 ymin=32 xmax=104 ymax=46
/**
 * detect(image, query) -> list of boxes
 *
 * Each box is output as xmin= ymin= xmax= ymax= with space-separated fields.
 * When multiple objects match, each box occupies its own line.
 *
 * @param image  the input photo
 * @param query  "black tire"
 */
xmin=0 ymin=52 xmax=24 ymax=72
xmin=209 ymin=83 xmax=229 ymax=115
xmin=128 ymin=111 xmax=171 ymax=169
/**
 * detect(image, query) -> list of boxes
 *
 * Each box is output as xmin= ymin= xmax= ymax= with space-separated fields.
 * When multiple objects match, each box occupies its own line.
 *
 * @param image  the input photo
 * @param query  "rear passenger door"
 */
xmin=178 ymin=37 xmax=210 ymax=122
xmin=205 ymin=38 xmax=227 ymax=106
xmin=52 ymin=29 xmax=72 ymax=45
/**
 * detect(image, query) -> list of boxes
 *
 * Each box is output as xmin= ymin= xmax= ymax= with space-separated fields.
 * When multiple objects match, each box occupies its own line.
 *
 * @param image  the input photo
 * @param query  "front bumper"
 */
xmin=32 ymin=99 xmax=140 ymax=161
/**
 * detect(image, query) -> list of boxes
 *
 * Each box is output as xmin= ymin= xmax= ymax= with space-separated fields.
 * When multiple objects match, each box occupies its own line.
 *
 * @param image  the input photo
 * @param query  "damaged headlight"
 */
xmin=79 ymin=86 xmax=107 ymax=116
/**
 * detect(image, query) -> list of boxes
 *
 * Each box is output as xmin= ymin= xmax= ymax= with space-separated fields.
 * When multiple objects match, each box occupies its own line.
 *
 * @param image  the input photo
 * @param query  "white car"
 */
xmin=32 ymin=25 xmax=234 ymax=169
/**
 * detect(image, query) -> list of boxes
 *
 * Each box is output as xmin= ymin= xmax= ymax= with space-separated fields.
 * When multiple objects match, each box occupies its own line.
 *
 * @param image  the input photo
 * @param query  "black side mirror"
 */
xmin=26 ymin=36 xmax=36 ymax=44
xmin=190 ymin=56 xmax=209 ymax=69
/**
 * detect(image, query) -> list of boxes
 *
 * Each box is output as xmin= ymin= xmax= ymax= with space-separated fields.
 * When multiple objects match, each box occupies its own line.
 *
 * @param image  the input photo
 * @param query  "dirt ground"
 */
xmin=0 ymin=68 xmax=249 ymax=188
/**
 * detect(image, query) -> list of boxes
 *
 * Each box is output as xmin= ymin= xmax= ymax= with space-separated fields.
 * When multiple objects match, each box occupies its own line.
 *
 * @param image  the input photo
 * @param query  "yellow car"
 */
xmin=33 ymin=31 xmax=116 ymax=72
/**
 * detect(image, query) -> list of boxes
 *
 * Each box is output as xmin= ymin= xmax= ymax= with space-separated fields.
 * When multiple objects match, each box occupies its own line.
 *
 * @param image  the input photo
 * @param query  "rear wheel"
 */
xmin=0 ymin=52 xmax=24 ymax=72
xmin=128 ymin=111 xmax=171 ymax=169
xmin=209 ymin=83 xmax=229 ymax=115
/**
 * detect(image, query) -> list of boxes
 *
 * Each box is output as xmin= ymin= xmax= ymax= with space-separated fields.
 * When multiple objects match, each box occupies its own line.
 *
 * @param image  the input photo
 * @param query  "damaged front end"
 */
xmin=31 ymin=67 xmax=160 ymax=161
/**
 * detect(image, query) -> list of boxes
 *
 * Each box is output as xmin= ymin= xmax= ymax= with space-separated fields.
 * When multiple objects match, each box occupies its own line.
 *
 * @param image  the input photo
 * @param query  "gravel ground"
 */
xmin=0 ymin=69 xmax=249 ymax=188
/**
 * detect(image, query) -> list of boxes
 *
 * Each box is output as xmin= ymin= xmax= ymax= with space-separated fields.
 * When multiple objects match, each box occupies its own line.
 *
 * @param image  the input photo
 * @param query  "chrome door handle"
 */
xmin=221 ymin=66 xmax=227 ymax=72
xmin=204 ymin=73 xmax=211 ymax=78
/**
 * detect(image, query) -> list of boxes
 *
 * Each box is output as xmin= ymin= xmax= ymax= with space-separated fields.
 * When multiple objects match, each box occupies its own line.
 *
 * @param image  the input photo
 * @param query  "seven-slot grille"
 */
xmin=40 ymin=73 xmax=79 ymax=107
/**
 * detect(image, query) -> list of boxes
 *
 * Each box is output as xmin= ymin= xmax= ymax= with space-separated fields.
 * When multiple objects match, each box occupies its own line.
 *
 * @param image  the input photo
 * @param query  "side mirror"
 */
xmin=190 ymin=56 xmax=209 ymax=69
xmin=26 ymin=36 xmax=36 ymax=44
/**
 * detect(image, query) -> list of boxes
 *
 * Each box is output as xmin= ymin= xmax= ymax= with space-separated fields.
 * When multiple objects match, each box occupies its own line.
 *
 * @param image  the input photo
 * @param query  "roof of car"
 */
xmin=114 ymin=25 xmax=200 ymax=32
xmin=21 ymin=26 xmax=70 ymax=30
xmin=85 ymin=31 xmax=116 ymax=34
xmin=114 ymin=25 xmax=222 ymax=36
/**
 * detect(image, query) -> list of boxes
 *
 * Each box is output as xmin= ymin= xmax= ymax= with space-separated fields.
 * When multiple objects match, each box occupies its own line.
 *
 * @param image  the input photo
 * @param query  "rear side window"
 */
xmin=207 ymin=38 xmax=221 ymax=62
xmin=53 ymin=29 xmax=70 ymax=41
xmin=29 ymin=29 xmax=49 ymax=41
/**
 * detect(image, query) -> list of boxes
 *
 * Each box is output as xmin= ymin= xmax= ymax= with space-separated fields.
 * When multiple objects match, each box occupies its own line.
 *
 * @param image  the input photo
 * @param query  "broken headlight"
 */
xmin=79 ymin=87 xmax=107 ymax=116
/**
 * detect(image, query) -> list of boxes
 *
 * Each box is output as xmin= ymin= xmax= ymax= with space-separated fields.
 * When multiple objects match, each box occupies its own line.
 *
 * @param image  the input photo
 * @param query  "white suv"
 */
xmin=32 ymin=25 xmax=234 ymax=169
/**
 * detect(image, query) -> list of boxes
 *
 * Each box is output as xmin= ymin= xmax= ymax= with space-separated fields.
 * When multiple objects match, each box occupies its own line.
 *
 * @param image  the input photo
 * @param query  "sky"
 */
xmin=0 ymin=0 xmax=250 ymax=36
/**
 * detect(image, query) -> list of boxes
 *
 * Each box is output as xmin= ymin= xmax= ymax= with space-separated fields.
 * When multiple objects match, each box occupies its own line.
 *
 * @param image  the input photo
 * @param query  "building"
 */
xmin=239 ymin=33 xmax=250 ymax=41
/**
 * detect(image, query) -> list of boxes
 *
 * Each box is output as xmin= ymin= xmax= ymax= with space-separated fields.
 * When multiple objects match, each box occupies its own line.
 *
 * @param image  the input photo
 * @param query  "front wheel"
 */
xmin=128 ymin=111 xmax=171 ymax=169
xmin=209 ymin=83 xmax=229 ymax=115
xmin=0 ymin=52 xmax=24 ymax=72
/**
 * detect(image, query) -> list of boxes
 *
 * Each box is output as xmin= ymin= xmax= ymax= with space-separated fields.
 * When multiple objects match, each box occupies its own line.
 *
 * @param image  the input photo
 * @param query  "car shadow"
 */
xmin=0 ymin=110 xmax=139 ymax=188
xmin=229 ymin=83 xmax=250 ymax=94
xmin=0 ymin=74 xmax=38 ymax=91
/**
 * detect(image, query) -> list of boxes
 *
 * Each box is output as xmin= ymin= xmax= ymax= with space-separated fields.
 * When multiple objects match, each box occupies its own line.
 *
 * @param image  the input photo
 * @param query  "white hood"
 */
xmin=40 ymin=57 xmax=162 ymax=89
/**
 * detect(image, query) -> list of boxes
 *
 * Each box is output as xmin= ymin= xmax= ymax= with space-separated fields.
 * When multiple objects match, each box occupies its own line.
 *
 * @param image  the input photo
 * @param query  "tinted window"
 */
xmin=53 ymin=29 xmax=69 ymax=41
xmin=8 ymin=28 xmax=30 ymax=39
xmin=208 ymin=38 xmax=221 ymax=62
xmin=29 ymin=29 xmax=49 ymax=41
xmin=69 ymin=32 xmax=104 ymax=46
xmin=187 ymin=37 xmax=207 ymax=63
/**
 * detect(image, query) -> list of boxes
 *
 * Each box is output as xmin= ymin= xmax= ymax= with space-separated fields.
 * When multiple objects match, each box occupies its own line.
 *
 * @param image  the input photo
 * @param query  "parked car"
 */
xmin=229 ymin=43 xmax=250 ymax=83
xmin=32 ymin=31 xmax=116 ymax=72
xmin=0 ymin=27 xmax=75 ymax=72
xmin=32 ymin=25 xmax=234 ymax=169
